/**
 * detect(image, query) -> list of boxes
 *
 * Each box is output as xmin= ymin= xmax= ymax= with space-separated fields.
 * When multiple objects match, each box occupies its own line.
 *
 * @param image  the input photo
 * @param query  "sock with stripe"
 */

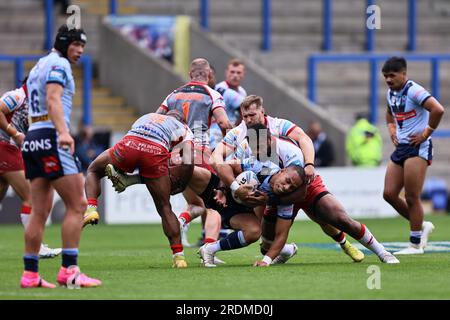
xmin=356 ymin=224 xmax=385 ymax=257
xmin=331 ymin=231 xmax=347 ymax=245
xmin=171 ymin=244 xmax=184 ymax=256
xmin=217 ymin=231 xmax=247 ymax=252
xmin=20 ymin=204 xmax=32 ymax=227
xmin=87 ymin=199 xmax=97 ymax=210
xmin=410 ymin=230 xmax=422 ymax=247
xmin=178 ymin=212 xmax=191 ymax=225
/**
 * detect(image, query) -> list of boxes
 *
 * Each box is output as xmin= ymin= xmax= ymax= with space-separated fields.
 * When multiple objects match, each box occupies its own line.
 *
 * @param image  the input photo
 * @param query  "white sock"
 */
xmin=280 ymin=243 xmax=296 ymax=256
xmin=173 ymin=252 xmax=184 ymax=258
xmin=357 ymin=224 xmax=386 ymax=257
xmin=20 ymin=213 xmax=30 ymax=227
xmin=207 ymin=241 xmax=222 ymax=253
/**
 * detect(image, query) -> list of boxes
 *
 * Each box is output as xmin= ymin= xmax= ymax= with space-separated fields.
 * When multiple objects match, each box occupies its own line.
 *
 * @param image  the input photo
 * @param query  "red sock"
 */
xmin=20 ymin=204 xmax=32 ymax=215
xmin=357 ymin=224 xmax=366 ymax=240
xmin=171 ymin=244 xmax=183 ymax=255
xmin=87 ymin=198 xmax=98 ymax=207
xmin=178 ymin=212 xmax=191 ymax=224
xmin=204 ymin=238 xmax=216 ymax=244
xmin=20 ymin=205 xmax=32 ymax=227
xmin=332 ymin=231 xmax=346 ymax=244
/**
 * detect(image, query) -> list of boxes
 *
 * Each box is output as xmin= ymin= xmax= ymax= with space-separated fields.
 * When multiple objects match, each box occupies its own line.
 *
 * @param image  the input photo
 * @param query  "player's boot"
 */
xmin=20 ymin=271 xmax=56 ymax=288
xmin=272 ymin=243 xmax=298 ymax=264
xmin=379 ymin=251 xmax=400 ymax=263
xmin=340 ymin=240 xmax=364 ymax=262
xmin=172 ymin=254 xmax=188 ymax=268
xmin=197 ymin=243 xmax=217 ymax=267
xmin=105 ymin=164 xmax=127 ymax=193
xmin=82 ymin=207 xmax=99 ymax=228
xmin=57 ymin=265 xmax=102 ymax=288
xmin=39 ymin=243 xmax=62 ymax=259
xmin=393 ymin=244 xmax=424 ymax=255
xmin=420 ymin=221 xmax=435 ymax=249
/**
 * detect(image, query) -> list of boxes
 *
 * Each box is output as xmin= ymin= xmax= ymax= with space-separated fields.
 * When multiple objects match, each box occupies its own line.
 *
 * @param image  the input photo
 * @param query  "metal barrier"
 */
xmin=307 ymin=53 xmax=450 ymax=134
xmin=110 ymin=0 xmax=118 ymax=15
xmin=200 ymin=0 xmax=209 ymax=30
xmin=323 ymin=0 xmax=417 ymax=52
xmin=261 ymin=0 xmax=271 ymax=51
xmin=45 ymin=0 xmax=54 ymax=51
xmin=0 ymin=54 xmax=93 ymax=126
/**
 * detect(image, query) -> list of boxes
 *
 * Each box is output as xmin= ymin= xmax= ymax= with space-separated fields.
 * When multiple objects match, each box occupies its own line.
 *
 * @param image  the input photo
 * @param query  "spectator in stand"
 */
xmin=346 ymin=113 xmax=382 ymax=167
xmin=307 ymin=121 xmax=335 ymax=167
xmin=75 ymin=124 xmax=106 ymax=173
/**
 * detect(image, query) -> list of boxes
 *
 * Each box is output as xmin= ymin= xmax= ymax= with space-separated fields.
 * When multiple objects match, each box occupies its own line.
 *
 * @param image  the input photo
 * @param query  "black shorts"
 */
xmin=21 ymin=128 xmax=82 ymax=180
xmin=218 ymin=195 xmax=254 ymax=229
xmin=390 ymin=141 xmax=433 ymax=167
xmin=199 ymin=173 xmax=253 ymax=229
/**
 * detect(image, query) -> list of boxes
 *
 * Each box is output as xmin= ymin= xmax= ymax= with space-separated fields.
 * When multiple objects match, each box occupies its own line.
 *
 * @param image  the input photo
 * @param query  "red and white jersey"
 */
xmin=160 ymin=81 xmax=225 ymax=147
xmin=126 ymin=113 xmax=193 ymax=152
xmin=0 ymin=87 xmax=29 ymax=145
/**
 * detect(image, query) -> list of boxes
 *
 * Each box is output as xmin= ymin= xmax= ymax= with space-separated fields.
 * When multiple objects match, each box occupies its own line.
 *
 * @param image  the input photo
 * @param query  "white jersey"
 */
xmin=0 ymin=87 xmax=29 ymax=145
xmin=126 ymin=113 xmax=193 ymax=152
xmin=222 ymin=116 xmax=298 ymax=159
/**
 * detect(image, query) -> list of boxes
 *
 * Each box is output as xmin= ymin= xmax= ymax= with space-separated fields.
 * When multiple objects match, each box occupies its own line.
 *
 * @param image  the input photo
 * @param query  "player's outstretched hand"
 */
xmin=253 ymin=260 xmax=270 ymax=267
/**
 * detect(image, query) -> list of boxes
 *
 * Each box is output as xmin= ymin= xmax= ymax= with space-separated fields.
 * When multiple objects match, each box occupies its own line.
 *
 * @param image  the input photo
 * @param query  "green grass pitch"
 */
xmin=0 ymin=215 xmax=449 ymax=300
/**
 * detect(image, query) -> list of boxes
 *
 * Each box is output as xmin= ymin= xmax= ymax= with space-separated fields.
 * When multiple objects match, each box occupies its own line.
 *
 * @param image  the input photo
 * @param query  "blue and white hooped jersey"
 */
xmin=240 ymin=138 xmax=304 ymax=220
xmin=27 ymin=51 xmax=75 ymax=131
xmin=386 ymin=80 xmax=432 ymax=144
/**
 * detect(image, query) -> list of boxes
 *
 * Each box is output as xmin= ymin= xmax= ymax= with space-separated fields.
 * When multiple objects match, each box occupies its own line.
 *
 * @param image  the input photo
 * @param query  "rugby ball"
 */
xmin=232 ymin=171 xmax=260 ymax=204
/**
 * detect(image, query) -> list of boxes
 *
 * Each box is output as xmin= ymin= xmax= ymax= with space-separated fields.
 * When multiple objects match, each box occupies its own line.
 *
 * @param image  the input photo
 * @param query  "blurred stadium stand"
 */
xmin=0 ymin=0 xmax=448 ymax=182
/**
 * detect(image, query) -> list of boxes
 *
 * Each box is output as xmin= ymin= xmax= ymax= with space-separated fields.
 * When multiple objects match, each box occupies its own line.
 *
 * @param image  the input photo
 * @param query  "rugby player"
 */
xmin=381 ymin=56 xmax=444 ymax=255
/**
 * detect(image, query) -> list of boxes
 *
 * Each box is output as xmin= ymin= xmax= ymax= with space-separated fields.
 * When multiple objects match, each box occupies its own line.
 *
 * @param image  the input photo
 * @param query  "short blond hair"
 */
xmin=240 ymin=95 xmax=263 ymax=111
